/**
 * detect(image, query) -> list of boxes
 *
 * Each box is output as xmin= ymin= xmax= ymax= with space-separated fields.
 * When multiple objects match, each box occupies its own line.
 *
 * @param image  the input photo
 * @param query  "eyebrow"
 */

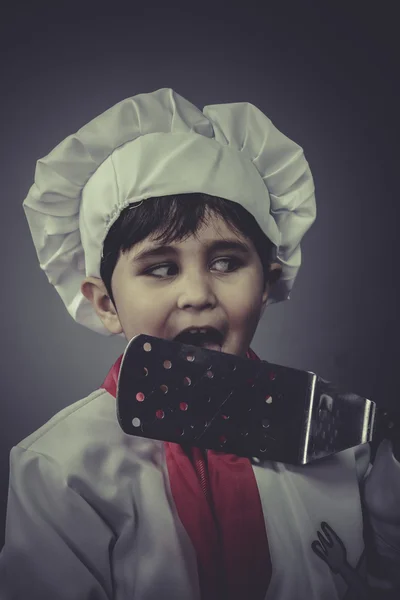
xmin=132 ymin=239 xmax=251 ymax=262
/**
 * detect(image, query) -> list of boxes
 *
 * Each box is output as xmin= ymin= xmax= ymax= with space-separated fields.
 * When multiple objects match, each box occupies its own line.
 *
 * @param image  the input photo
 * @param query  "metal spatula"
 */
xmin=116 ymin=334 xmax=398 ymax=465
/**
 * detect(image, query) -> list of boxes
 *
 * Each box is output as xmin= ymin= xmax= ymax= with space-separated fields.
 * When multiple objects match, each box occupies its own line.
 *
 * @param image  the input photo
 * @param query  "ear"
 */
xmin=261 ymin=262 xmax=282 ymax=311
xmin=80 ymin=276 xmax=123 ymax=335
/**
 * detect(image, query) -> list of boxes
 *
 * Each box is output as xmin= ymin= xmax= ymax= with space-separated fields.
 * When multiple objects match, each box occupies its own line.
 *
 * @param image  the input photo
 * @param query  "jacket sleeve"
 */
xmin=356 ymin=439 xmax=400 ymax=598
xmin=0 ymin=445 xmax=116 ymax=600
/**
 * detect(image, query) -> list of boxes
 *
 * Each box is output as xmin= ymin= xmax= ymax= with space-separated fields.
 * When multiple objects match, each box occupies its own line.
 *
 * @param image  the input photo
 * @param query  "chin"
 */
xmin=222 ymin=344 xmax=245 ymax=357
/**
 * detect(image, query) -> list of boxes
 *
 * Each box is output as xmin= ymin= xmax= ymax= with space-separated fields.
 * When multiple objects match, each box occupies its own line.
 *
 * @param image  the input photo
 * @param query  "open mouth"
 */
xmin=173 ymin=327 xmax=224 ymax=350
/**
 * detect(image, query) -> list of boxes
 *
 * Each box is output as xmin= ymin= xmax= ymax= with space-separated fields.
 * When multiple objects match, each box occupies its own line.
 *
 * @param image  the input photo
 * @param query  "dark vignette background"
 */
xmin=0 ymin=3 xmax=399 ymax=548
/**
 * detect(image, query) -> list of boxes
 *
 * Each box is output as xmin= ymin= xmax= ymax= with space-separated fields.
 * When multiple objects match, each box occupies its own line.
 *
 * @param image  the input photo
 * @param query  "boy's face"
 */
xmin=82 ymin=212 xmax=281 ymax=358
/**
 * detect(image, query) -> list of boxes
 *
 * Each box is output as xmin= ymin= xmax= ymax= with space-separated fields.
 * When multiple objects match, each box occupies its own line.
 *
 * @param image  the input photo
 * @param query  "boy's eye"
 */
xmin=211 ymin=257 xmax=241 ymax=272
xmin=143 ymin=257 xmax=241 ymax=278
xmin=144 ymin=263 xmax=178 ymax=277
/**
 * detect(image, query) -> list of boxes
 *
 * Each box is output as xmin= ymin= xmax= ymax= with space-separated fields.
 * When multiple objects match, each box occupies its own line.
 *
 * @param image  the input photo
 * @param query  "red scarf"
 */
xmin=101 ymin=347 xmax=272 ymax=600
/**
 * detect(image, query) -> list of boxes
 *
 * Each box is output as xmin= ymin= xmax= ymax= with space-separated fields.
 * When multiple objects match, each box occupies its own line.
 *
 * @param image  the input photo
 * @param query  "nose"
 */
xmin=176 ymin=270 xmax=218 ymax=310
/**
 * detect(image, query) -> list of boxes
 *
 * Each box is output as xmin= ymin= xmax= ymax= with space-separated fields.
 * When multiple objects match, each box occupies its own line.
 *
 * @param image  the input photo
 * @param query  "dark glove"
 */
xmin=384 ymin=412 xmax=400 ymax=462
xmin=391 ymin=436 xmax=400 ymax=463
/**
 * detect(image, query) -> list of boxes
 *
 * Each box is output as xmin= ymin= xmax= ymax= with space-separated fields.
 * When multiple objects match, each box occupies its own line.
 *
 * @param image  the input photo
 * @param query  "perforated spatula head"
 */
xmin=116 ymin=335 xmax=377 ymax=465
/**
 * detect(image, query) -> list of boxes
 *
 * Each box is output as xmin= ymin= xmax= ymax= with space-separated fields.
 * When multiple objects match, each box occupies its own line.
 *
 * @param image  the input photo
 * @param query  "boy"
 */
xmin=0 ymin=88 xmax=399 ymax=599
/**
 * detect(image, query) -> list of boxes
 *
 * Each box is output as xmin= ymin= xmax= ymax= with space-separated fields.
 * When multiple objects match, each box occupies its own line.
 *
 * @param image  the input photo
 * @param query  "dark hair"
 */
xmin=100 ymin=193 xmax=276 ymax=306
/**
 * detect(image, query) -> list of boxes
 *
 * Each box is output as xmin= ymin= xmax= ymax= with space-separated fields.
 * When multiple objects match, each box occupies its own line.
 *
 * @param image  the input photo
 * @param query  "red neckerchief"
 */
xmin=101 ymin=347 xmax=272 ymax=600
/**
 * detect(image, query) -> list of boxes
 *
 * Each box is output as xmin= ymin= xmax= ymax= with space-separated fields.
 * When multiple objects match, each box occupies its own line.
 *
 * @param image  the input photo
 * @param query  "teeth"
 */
xmin=174 ymin=326 xmax=223 ymax=350
xmin=175 ymin=327 xmax=222 ymax=345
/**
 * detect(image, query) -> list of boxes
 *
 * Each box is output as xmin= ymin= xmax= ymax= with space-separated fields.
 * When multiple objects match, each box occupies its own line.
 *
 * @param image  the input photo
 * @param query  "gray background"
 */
xmin=1 ymin=4 xmax=399 ymax=548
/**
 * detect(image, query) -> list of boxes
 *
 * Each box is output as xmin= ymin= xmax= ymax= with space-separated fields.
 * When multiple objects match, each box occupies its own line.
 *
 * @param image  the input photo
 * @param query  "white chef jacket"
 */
xmin=1 ymin=373 xmax=400 ymax=599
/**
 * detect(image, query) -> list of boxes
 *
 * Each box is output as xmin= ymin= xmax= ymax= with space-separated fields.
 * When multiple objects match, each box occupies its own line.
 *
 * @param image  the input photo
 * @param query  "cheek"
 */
xmin=115 ymin=282 xmax=171 ymax=332
xmin=120 ymin=296 xmax=161 ymax=322
xmin=224 ymin=281 xmax=264 ymax=323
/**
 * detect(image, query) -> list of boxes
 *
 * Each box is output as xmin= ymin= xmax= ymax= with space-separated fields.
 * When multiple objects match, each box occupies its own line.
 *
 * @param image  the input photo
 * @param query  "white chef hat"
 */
xmin=23 ymin=88 xmax=316 ymax=337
